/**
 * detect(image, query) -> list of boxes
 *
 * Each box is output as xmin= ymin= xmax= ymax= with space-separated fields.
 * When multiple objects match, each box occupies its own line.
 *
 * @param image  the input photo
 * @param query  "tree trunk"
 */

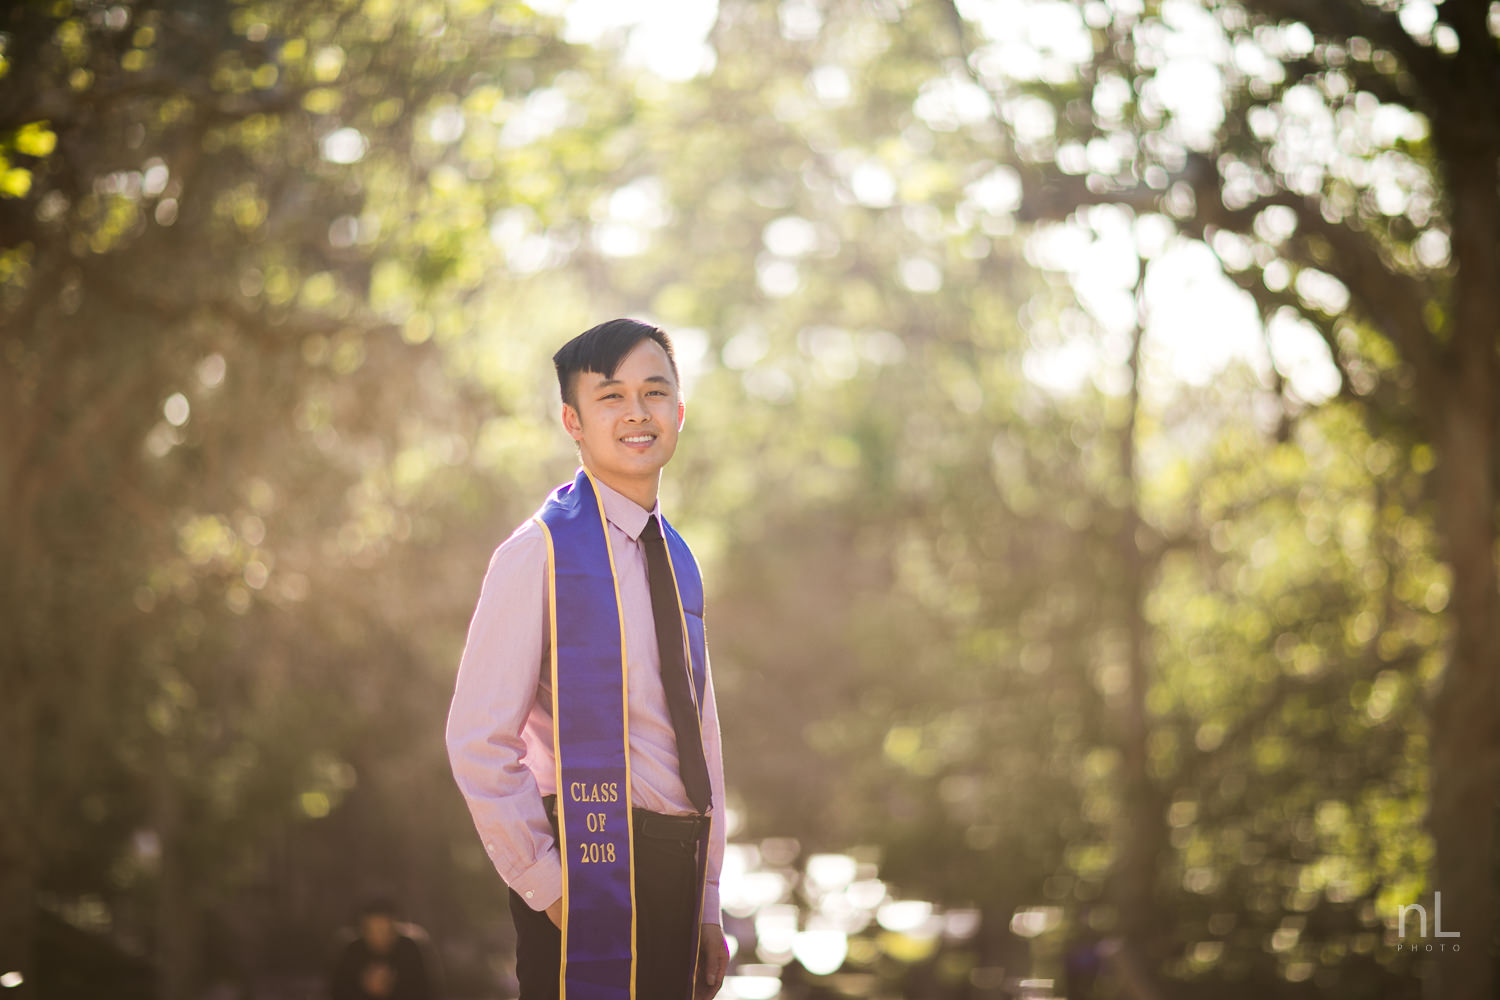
xmin=1425 ymin=342 xmax=1500 ymax=999
xmin=155 ymin=761 xmax=198 ymax=1000
xmin=1427 ymin=398 xmax=1499 ymax=1000
xmin=0 ymin=532 xmax=39 ymax=994
xmin=1113 ymin=311 xmax=1169 ymax=976
xmin=1424 ymin=93 xmax=1500 ymax=1000
xmin=0 ymin=684 xmax=37 ymax=996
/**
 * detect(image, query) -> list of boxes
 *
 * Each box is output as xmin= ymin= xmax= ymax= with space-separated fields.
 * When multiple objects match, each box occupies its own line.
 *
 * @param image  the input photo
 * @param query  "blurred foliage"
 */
xmin=911 ymin=1 xmax=1499 ymax=997
xmin=2 ymin=0 xmax=1491 ymax=998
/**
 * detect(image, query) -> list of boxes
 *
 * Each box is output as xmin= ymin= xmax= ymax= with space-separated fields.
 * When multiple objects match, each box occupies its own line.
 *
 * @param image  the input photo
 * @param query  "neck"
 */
xmin=586 ymin=465 xmax=659 ymax=511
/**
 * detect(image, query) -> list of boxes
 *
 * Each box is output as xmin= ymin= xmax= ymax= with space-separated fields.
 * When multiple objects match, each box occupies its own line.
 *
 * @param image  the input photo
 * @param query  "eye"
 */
xmin=600 ymin=392 xmax=622 ymax=401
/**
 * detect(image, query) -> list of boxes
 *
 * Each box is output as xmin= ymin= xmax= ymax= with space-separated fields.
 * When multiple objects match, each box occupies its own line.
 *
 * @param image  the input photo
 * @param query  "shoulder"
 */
xmin=392 ymin=933 xmax=430 ymax=972
xmin=499 ymin=515 xmax=548 ymax=552
xmin=396 ymin=923 xmax=431 ymax=946
xmin=661 ymin=519 xmax=703 ymax=570
xmin=483 ymin=517 xmax=549 ymax=580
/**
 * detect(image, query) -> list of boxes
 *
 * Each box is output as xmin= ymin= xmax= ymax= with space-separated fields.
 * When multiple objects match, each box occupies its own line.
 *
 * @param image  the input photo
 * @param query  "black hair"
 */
xmin=360 ymin=897 xmax=397 ymax=919
xmin=552 ymin=318 xmax=679 ymax=410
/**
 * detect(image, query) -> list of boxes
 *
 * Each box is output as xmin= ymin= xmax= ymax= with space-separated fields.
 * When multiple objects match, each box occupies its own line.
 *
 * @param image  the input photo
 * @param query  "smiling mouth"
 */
xmin=621 ymin=434 xmax=656 ymax=445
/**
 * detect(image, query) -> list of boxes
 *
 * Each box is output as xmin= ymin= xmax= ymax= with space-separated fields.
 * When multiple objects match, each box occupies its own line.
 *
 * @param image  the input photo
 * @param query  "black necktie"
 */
xmin=640 ymin=516 xmax=712 ymax=814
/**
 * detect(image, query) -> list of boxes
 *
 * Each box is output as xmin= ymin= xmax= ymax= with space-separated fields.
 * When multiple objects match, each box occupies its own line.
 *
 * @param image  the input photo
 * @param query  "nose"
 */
xmin=626 ymin=393 xmax=650 ymax=421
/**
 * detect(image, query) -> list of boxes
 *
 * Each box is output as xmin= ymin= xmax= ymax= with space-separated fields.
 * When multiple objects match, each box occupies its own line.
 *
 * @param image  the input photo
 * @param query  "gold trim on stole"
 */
xmin=533 ymin=515 xmax=570 ymax=998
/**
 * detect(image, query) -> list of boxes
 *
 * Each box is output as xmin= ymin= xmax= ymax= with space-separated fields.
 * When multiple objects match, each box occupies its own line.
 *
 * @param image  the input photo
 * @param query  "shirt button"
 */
xmin=525 ymin=890 xmax=534 ymax=899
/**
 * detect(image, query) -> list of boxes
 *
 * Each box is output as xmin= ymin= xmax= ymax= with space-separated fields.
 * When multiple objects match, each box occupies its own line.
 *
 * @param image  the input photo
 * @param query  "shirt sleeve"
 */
xmin=445 ymin=520 xmax=563 ymax=911
xmin=701 ymin=651 xmax=727 ymax=926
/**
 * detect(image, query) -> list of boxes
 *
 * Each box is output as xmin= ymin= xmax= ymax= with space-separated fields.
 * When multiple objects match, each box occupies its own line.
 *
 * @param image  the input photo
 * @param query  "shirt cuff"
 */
xmin=700 ymin=882 xmax=722 ymax=926
xmin=509 ymin=850 xmax=563 ymax=912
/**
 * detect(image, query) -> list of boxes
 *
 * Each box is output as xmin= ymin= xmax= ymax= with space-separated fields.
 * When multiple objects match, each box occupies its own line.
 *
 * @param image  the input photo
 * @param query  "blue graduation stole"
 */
xmin=533 ymin=467 xmax=712 ymax=1000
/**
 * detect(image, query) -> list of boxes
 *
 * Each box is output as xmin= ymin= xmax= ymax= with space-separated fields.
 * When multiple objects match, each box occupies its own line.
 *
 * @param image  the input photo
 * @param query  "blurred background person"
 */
xmin=329 ymin=898 xmax=434 ymax=1000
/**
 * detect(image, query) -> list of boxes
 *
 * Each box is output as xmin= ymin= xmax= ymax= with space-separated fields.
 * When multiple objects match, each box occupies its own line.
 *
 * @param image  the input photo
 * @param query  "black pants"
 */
xmin=509 ymin=809 xmax=702 ymax=1000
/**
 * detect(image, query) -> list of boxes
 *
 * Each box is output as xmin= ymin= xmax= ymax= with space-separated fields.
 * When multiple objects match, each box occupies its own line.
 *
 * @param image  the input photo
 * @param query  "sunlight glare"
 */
xmin=530 ymin=0 xmax=718 ymax=81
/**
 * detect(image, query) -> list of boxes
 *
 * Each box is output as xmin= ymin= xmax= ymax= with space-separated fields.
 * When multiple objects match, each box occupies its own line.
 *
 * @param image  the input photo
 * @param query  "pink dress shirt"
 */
xmin=445 ymin=475 xmax=726 ymax=923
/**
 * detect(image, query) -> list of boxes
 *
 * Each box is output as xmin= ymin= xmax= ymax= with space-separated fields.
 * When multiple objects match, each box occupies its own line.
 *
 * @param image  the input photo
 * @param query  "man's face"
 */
xmin=361 ymin=914 xmax=397 ymax=953
xmin=563 ymin=338 xmax=683 ymax=497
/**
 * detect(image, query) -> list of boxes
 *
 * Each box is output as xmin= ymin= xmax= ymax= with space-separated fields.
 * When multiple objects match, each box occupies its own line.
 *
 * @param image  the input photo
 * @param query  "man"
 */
xmin=328 ymin=898 xmax=433 ymax=1000
xmin=446 ymin=319 xmax=729 ymax=1000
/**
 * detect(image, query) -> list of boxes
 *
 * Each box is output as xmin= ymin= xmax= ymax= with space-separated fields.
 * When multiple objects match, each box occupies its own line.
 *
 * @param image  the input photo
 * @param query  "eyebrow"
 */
xmin=590 ymin=374 xmax=673 ymax=391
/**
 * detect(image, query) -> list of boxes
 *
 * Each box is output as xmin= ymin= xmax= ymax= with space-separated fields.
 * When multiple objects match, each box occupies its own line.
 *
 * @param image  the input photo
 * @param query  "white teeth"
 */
xmin=622 ymin=435 xmax=654 ymax=443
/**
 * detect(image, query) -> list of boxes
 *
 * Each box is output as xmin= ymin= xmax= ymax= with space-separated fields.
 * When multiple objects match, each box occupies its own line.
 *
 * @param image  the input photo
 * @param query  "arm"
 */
xmin=328 ymin=942 xmax=363 ymax=1000
xmin=445 ymin=521 xmax=564 ymax=912
xmin=700 ymin=657 xmax=727 ymax=925
xmin=394 ymin=935 xmax=433 ymax=1000
xmin=697 ymin=657 xmax=729 ymax=999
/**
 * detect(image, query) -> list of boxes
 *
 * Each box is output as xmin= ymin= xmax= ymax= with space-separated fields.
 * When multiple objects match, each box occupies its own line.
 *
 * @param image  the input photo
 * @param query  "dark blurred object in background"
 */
xmin=328 ymin=898 xmax=434 ymax=1000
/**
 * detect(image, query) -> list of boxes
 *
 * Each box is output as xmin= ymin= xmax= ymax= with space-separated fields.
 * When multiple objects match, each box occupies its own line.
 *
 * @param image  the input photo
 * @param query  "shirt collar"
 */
xmin=591 ymin=472 xmax=660 ymax=541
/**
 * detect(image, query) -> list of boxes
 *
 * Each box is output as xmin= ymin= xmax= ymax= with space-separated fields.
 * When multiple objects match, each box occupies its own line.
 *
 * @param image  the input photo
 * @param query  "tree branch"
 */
xmin=1207 ymin=250 xmax=1359 ymax=405
xmin=1249 ymin=0 xmax=1451 ymax=115
xmin=1178 ymin=646 xmax=1421 ymax=790
xmin=1278 ymin=55 xmax=1415 ymax=111
xmin=1187 ymin=164 xmax=1441 ymax=409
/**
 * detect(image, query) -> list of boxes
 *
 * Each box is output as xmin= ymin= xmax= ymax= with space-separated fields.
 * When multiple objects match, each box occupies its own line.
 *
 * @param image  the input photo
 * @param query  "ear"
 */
xmin=676 ymin=398 xmax=686 ymax=430
xmin=561 ymin=402 xmax=584 ymax=442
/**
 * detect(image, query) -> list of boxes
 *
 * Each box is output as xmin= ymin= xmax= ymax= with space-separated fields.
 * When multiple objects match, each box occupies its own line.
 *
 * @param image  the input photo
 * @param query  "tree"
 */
xmin=602 ymin=2 xmax=1447 ymax=994
xmin=0 ymin=1 xmax=586 ymax=993
xmin=936 ymin=0 xmax=1497 ymax=996
xmin=5 ymin=0 xmax=1483 ymax=995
